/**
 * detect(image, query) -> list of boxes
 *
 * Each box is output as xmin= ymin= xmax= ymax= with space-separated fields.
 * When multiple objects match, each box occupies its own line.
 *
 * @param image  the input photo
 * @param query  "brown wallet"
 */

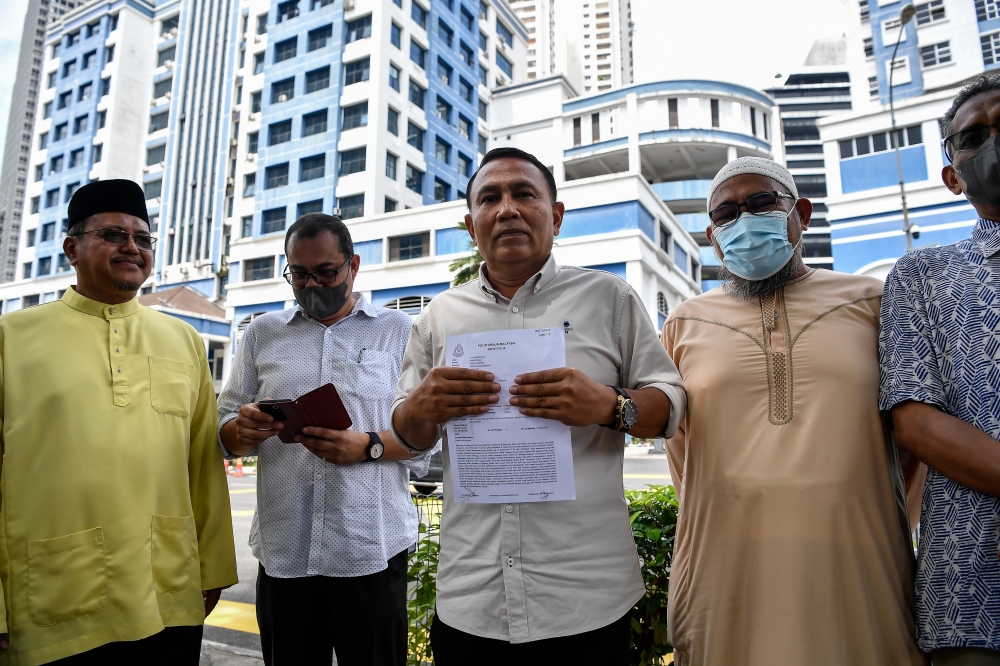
xmin=257 ymin=383 xmax=353 ymax=443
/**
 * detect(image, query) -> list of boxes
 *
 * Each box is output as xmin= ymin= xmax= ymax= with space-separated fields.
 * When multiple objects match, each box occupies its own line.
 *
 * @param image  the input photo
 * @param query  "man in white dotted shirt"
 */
xmin=217 ymin=214 xmax=434 ymax=666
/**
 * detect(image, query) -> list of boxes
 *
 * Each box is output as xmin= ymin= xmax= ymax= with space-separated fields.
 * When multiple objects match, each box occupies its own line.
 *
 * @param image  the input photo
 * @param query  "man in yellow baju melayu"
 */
xmin=0 ymin=179 xmax=238 ymax=666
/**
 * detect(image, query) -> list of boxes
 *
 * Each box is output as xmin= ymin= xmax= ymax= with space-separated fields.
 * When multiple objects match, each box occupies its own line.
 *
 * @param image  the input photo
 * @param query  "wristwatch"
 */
xmin=603 ymin=387 xmax=638 ymax=433
xmin=364 ymin=432 xmax=385 ymax=461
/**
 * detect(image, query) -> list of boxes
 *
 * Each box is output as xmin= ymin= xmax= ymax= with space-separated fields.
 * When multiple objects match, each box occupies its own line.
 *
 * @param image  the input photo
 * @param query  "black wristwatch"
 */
xmin=602 ymin=387 xmax=638 ymax=433
xmin=364 ymin=432 xmax=385 ymax=461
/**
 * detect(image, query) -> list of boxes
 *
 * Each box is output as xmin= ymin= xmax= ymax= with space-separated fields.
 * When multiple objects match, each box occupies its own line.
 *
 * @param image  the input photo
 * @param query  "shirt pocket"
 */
xmin=150 ymin=514 xmax=199 ymax=594
xmin=28 ymin=527 xmax=108 ymax=626
xmin=148 ymin=356 xmax=194 ymax=419
xmin=341 ymin=349 xmax=398 ymax=401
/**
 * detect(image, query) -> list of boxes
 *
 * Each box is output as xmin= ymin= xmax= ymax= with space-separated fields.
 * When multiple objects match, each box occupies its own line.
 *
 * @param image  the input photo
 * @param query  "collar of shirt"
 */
xmin=62 ymin=286 xmax=139 ymax=319
xmin=971 ymin=217 xmax=1000 ymax=258
xmin=477 ymin=253 xmax=561 ymax=303
xmin=281 ymin=292 xmax=383 ymax=326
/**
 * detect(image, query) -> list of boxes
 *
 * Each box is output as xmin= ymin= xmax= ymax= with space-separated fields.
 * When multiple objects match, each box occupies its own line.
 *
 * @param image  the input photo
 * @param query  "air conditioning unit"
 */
xmin=164 ymin=91 xmax=171 ymax=99
xmin=142 ymin=165 xmax=150 ymax=173
xmin=246 ymin=153 xmax=256 ymax=162
xmin=277 ymin=94 xmax=288 ymax=102
xmin=332 ymin=207 xmax=342 ymax=218
xmin=230 ymin=138 xmax=239 ymax=147
xmin=179 ymin=266 xmax=189 ymax=275
xmin=164 ymin=60 xmax=174 ymax=68
xmin=254 ymin=34 xmax=262 ymax=43
xmin=170 ymin=27 xmax=178 ymax=36
xmin=241 ymin=31 xmax=248 ymax=40
xmin=226 ymin=177 xmax=235 ymax=187
xmin=344 ymin=0 xmax=356 ymax=8
xmin=248 ymin=112 xmax=258 ymax=121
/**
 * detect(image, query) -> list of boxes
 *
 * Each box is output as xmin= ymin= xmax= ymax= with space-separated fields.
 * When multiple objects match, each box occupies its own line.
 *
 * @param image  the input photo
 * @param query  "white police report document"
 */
xmin=444 ymin=327 xmax=576 ymax=504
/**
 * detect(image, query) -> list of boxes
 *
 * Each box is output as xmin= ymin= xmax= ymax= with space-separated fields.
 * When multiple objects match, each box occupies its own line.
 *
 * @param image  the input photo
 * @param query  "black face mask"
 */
xmin=955 ymin=134 xmax=1000 ymax=208
xmin=294 ymin=280 xmax=352 ymax=320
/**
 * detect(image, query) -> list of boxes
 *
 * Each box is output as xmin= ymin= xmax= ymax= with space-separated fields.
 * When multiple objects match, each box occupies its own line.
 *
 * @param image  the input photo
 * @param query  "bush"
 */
xmin=406 ymin=486 xmax=679 ymax=665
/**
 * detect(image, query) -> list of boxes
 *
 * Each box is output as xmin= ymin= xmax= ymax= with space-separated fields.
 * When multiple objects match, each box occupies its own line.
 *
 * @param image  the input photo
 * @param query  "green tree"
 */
xmin=447 ymin=221 xmax=481 ymax=286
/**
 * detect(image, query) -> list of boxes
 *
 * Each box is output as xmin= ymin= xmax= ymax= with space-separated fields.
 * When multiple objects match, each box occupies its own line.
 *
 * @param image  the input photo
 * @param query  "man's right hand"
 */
xmin=394 ymin=368 xmax=500 ymax=449
xmin=221 ymin=402 xmax=284 ymax=457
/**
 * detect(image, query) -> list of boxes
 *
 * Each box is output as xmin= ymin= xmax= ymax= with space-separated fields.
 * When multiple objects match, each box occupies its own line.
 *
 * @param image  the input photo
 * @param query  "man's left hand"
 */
xmin=203 ymin=588 xmax=223 ymax=618
xmin=296 ymin=428 xmax=369 ymax=465
xmin=509 ymin=368 xmax=617 ymax=427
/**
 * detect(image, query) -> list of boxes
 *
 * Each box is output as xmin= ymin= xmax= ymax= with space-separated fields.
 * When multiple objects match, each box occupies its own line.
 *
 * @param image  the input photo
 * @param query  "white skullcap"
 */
xmin=706 ymin=157 xmax=799 ymax=210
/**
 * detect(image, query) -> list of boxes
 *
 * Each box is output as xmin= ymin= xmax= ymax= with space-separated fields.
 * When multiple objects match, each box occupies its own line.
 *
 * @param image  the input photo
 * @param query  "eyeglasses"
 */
xmin=70 ymin=228 xmax=158 ymax=251
xmin=283 ymin=257 xmax=352 ymax=287
xmin=944 ymin=122 xmax=999 ymax=163
xmin=708 ymin=191 xmax=797 ymax=227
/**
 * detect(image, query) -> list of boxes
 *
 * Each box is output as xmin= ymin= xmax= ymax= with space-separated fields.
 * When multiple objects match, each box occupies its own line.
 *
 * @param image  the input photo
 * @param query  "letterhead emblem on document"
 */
xmin=453 ymin=343 xmax=465 ymax=358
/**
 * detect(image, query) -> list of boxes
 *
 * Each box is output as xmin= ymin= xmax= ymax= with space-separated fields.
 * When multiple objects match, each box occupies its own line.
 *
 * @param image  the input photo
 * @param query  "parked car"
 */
xmin=412 ymin=449 xmax=443 ymax=495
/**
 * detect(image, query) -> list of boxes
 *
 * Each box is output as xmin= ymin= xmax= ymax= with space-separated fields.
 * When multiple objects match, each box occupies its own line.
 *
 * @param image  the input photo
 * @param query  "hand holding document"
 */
xmin=445 ymin=328 xmax=576 ymax=504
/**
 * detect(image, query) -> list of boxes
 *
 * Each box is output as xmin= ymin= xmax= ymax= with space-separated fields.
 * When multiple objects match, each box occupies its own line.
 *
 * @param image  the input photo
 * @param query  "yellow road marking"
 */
xmin=206 ymin=600 xmax=259 ymax=634
xmin=623 ymin=474 xmax=672 ymax=480
xmin=232 ymin=510 xmax=255 ymax=517
xmin=229 ymin=488 xmax=256 ymax=494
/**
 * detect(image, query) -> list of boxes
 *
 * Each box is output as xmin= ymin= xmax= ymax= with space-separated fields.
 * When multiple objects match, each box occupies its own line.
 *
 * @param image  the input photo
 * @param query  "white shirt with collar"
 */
xmin=218 ymin=294 xmax=435 ymax=578
xmin=391 ymin=255 xmax=686 ymax=642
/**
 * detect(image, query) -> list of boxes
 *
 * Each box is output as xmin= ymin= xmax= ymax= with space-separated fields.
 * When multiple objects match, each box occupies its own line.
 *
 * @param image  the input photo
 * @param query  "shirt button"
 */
xmin=114 ymin=328 xmax=118 ymax=333
xmin=512 ymin=306 xmax=519 ymax=313
xmin=504 ymin=504 xmax=513 ymax=513
xmin=117 ymin=367 xmax=122 ymax=373
xmin=108 ymin=308 xmax=115 ymax=314
xmin=116 ymin=347 xmax=121 ymax=352
xmin=505 ymin=556 xmax=514 ymax=567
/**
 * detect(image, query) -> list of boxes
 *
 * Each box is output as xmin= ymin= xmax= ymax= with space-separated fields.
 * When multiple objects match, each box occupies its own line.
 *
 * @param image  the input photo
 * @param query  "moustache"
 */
xmin=111 ymin=256 xmax=146 ymax=268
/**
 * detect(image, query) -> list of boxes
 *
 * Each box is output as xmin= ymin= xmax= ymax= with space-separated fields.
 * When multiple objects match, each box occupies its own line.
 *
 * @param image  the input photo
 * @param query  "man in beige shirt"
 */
xmin=391 ymin=147 xmax=685 ymax=665
xmin=662 ymin=157 xmax=926 ymax=665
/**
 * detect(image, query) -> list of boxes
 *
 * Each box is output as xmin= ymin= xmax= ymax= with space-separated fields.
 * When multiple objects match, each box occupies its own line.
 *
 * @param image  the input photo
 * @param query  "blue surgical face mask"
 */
xmin=713 ymin=210 xmax=796 ymax=281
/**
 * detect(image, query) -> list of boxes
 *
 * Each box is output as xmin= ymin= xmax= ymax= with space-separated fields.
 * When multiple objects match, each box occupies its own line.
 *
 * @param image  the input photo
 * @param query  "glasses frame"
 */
xmin=69 ymin=228 xmax=158 ymax=251
xmin=708 ymin=191 xmax=797 ymax=227
xmin=943 ymin=122 xmax=1000 ymax=164
xmin=283 ymin=257 xmax=352 ymax=287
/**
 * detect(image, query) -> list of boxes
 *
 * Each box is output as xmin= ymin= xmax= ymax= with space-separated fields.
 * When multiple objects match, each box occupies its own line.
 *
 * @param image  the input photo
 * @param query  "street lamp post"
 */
xmin=888 ymin=4 xmax=917 ymax=251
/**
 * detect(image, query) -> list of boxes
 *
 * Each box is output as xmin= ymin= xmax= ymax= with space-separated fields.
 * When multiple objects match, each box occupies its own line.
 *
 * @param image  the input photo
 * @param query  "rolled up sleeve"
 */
xmin=216 ymin=324 xmax=261 ymax=459
xmin=390 ymin=318 xmax=443 ymax=453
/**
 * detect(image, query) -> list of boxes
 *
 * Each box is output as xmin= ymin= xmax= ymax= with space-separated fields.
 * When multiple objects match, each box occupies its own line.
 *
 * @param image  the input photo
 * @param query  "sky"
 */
xmin=0 ymin=0 xmax=850 ymax=163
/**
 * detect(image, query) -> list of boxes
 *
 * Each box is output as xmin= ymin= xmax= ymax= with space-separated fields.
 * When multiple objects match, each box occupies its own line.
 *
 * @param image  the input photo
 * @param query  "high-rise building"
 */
xmin=554 ymin=0 xmax=634 ymax=94
xmin=0 ymin=0 xmax=82 ymax=284
xmin=766 ymin=38 xmax=853 ymax=270
xmin=819 ymin=0 xmax=992 ymax=278
xmin=508 ymin=0 xmax=556 ymax=80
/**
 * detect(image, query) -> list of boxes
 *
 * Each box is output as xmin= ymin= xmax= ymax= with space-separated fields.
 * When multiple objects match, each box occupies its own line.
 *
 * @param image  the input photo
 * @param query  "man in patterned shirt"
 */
xmin=880 ymin=74 xmax=1000 ymax=665
xmin=218 ymin=214 xmax=434 ymax=666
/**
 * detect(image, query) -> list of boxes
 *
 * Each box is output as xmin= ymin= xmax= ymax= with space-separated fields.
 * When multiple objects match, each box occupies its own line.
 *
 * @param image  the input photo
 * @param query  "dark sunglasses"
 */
xmin=71 ymin=228 xmax=157 ymax=251
xmin=708 ymin=191 xmax=796 ymax=227
xmin=944 ymin=122 xmax=999 ymax=163
xmin=283 ymin=257 xmax=352 ymax=288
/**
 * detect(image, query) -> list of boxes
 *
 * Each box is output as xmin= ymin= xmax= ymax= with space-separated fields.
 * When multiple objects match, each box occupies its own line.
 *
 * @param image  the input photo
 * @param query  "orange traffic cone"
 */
xmin=233 ymin=458 xmax=244 ymax=477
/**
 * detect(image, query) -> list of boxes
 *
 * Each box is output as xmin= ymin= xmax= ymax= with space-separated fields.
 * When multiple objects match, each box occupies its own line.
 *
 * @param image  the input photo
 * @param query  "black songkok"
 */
xmin=67 ymin=179 xmax=150 ymax=229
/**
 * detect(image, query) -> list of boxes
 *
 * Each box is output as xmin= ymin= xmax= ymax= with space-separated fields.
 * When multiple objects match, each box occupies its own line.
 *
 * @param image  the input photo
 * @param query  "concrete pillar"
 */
xmin=627 ymin=92 xmax=641 ymax=176
xmin=727 ymin=146 xmax=738 ymax=163
xmin=554 ymin=116 xmax=566 ymax=184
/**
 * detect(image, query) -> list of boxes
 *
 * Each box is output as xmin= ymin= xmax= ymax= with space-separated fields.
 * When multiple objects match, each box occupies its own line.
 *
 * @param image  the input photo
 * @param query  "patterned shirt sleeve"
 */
xmin=216 ymin=322 xmax=261 ymax=459
xmin=879 ymin=255 xmax=947 ymax=413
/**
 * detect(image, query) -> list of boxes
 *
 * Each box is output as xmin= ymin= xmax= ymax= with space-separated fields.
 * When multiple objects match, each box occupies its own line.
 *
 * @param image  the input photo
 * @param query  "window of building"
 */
xmin=496 ymin=52 xmax=513 ymax=78
xmin=478 ymin=132 xmax=487 ymax=154
xmin=272 ymin=77 xmax=295 ymax=102
xmin=345 ymin=58 xmax=370 ymax=85
xmin=388 ymin=107 xmax=399 ymax=135
xmin=45 ymin=188 xmax=59 ymax=208
xmin=409 ymin=79 xmax=426 ymax=108
xmin=391 ymin=22 xmax=402 ymax=49
xmin=69 ymin=148 xmax=84 ymax=168
xmin=300 ymin=154 xmax=325 ymax=181
xmin=433 ymin=178 xmax=450 ymax=203
xmin=412 ymin=2 xmax=428 ymax=29
xmin=390 ymin=232 xmax=429 ymax=260
xmin=984 ymin=30 xmax=1000 ymax=65
xmin=254 ymin=52 xmax=265 ymax=75
xmin=245 ymin=256 xmax=276 ymax=280
xmin=38 ymin=257 xmax=52 ymax=275
xmin=41 ymin=222 xmax=55 ymax=242
xmin=241 ymin=215 xmax=254 ymax=237
xmin=920 ymin=41 xmax=951 ymax=67
xmin=82 ymin=50 xmax=96 ymax=69
xmin=243 ymin=173 xmax=256 ymax=196
xmin=863 ymin=37 xmax=874 ymax=58
xmin=265 ymin=163 xmax=289 ymax=189
xmin=43 ymin=101 xmax=52 ymax=119
xmin=150 ymin=112 xmax=169 ymax=133
xmin=22 ymin=262 xmax=32 ymax=279
xmin=339 ymin=147 xmax=366 ymax=175
xmin=277 ymin=0 xmax=300 ymax=23
xmin=257 ymin=13 xmax=268 ymax=35
xmin=106 ymin=45 xmax=115 ymax=63
xmin=438 ymin=19 xmax=454 ymax=47
xmin=461 ymin=7 xmax=475 ymax=30
xmin=342 ymin=101 xmax=368 ymax=130
xmin=23 ymin=293 xmax=40 ymax=306
xmin=58 ymin=254 xmax=71 ymax=272
xmin=458 ymin=78 xmax=474 ymax=104
xmin=977 ymin=0 xmax=1000 ymax=21
xmin=306 ymin=24 xmax=333 ymax=53
xmin=157 ymin=46 xmax=176 ymax=67
xmin=497 ymin=21 xmax=512 ymax=46
xmin=386 ymin=152 xmax=398 ymax=179
xmin=154 ymin=78 xmax=173 ymax=98
xmin=591 ymin=112 xmax=600 ymax=141
xmin=274 ymin=37 xmax=297 ymax=63
xmin=436 ymin=96 xmax=452 ymax=123
xmin=868 ymin=76 xmax=879 ymax=98
xmin=54 ymin=123 xmax=67 ymax=141
xmin=101 ymin=78 xmax=111 ymax=97
xmin=572 ymin=117 xmax=581 ymax=146
xmin=263 ymin=207 xmax=286 ymax=234
xmin=305 ymin=66 xmax=330 ymax=93
xmin=78 ymin=82 xmax=93 ymax=101
xmin=93 ymin=144 xmax=103 ymax=163
xmin=346 ymin=15 xmax=372 ymax=42
xmin=838 ymin=124 xmax=923 ymax=159
xmin=30 ymin=197 xmax=39 ymax=215
xmin=479 ymin=30 xmax=488 ymax=50
xmin=34 ymin=164 xmax=43 ymax=181
xmin=73 ymin=115 xmax=88 ymax=134
xmin=245 ymin=132 xmax=258 ymax=155
xmin=407 ymin=122 xmax=425 ymax=150
xmin=438 ymin=58 xmax=453 ymax=85
xmin=339 ymin=194 xmax=365 ymax=219
xmin=410 ymin=41 xmax=427 ymax=69
xmin=710 ymin=99 xmax=720 ymax=128
xmin=269 ymin=119 xmax=292 ymax=145
xmin=460 ymin=42 xmax=474 ymax=67
xmin=302 ymin=110 xmax=328 ymax=136
xmin=454 ymin=116 xmax=471 ymax=141
xmin=251 ymin=91 xmax=262 ymax=113
xmin=57 ymin=91 xmax=71 ymax=110
xmin=63 ymin=59 xmax=77 ymax=78
xmin=143 ymin=179 xmax=162 ymax=199
xmin=435 ymin=137 xmax=450 ymax=164
xmin=479 ymin=64 xmax=488 ymax=86
xmin=915 ymin=0 xmax=945 ymax=24
xmin=389 ymin=63 xmax=401 ymax=91
xmin=457 ymin=152 xmax=471 ymax=177
xmin=405 ymin=164 xmax=423 ymax=193
xmin=298 ymin=200 xmax=323 ymax=217
xmin=311 ymin=0 xmax=335 ymax=8
xmin=161 ymin=15 xmax=179 ymax=34
xmin=385 ymin=197 xmax=397 ymax=213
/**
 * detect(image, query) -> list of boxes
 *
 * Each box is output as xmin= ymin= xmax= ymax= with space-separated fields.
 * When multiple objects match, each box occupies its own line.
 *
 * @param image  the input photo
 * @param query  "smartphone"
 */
xmin=258 ymin=399 xmax=292 ymax=422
